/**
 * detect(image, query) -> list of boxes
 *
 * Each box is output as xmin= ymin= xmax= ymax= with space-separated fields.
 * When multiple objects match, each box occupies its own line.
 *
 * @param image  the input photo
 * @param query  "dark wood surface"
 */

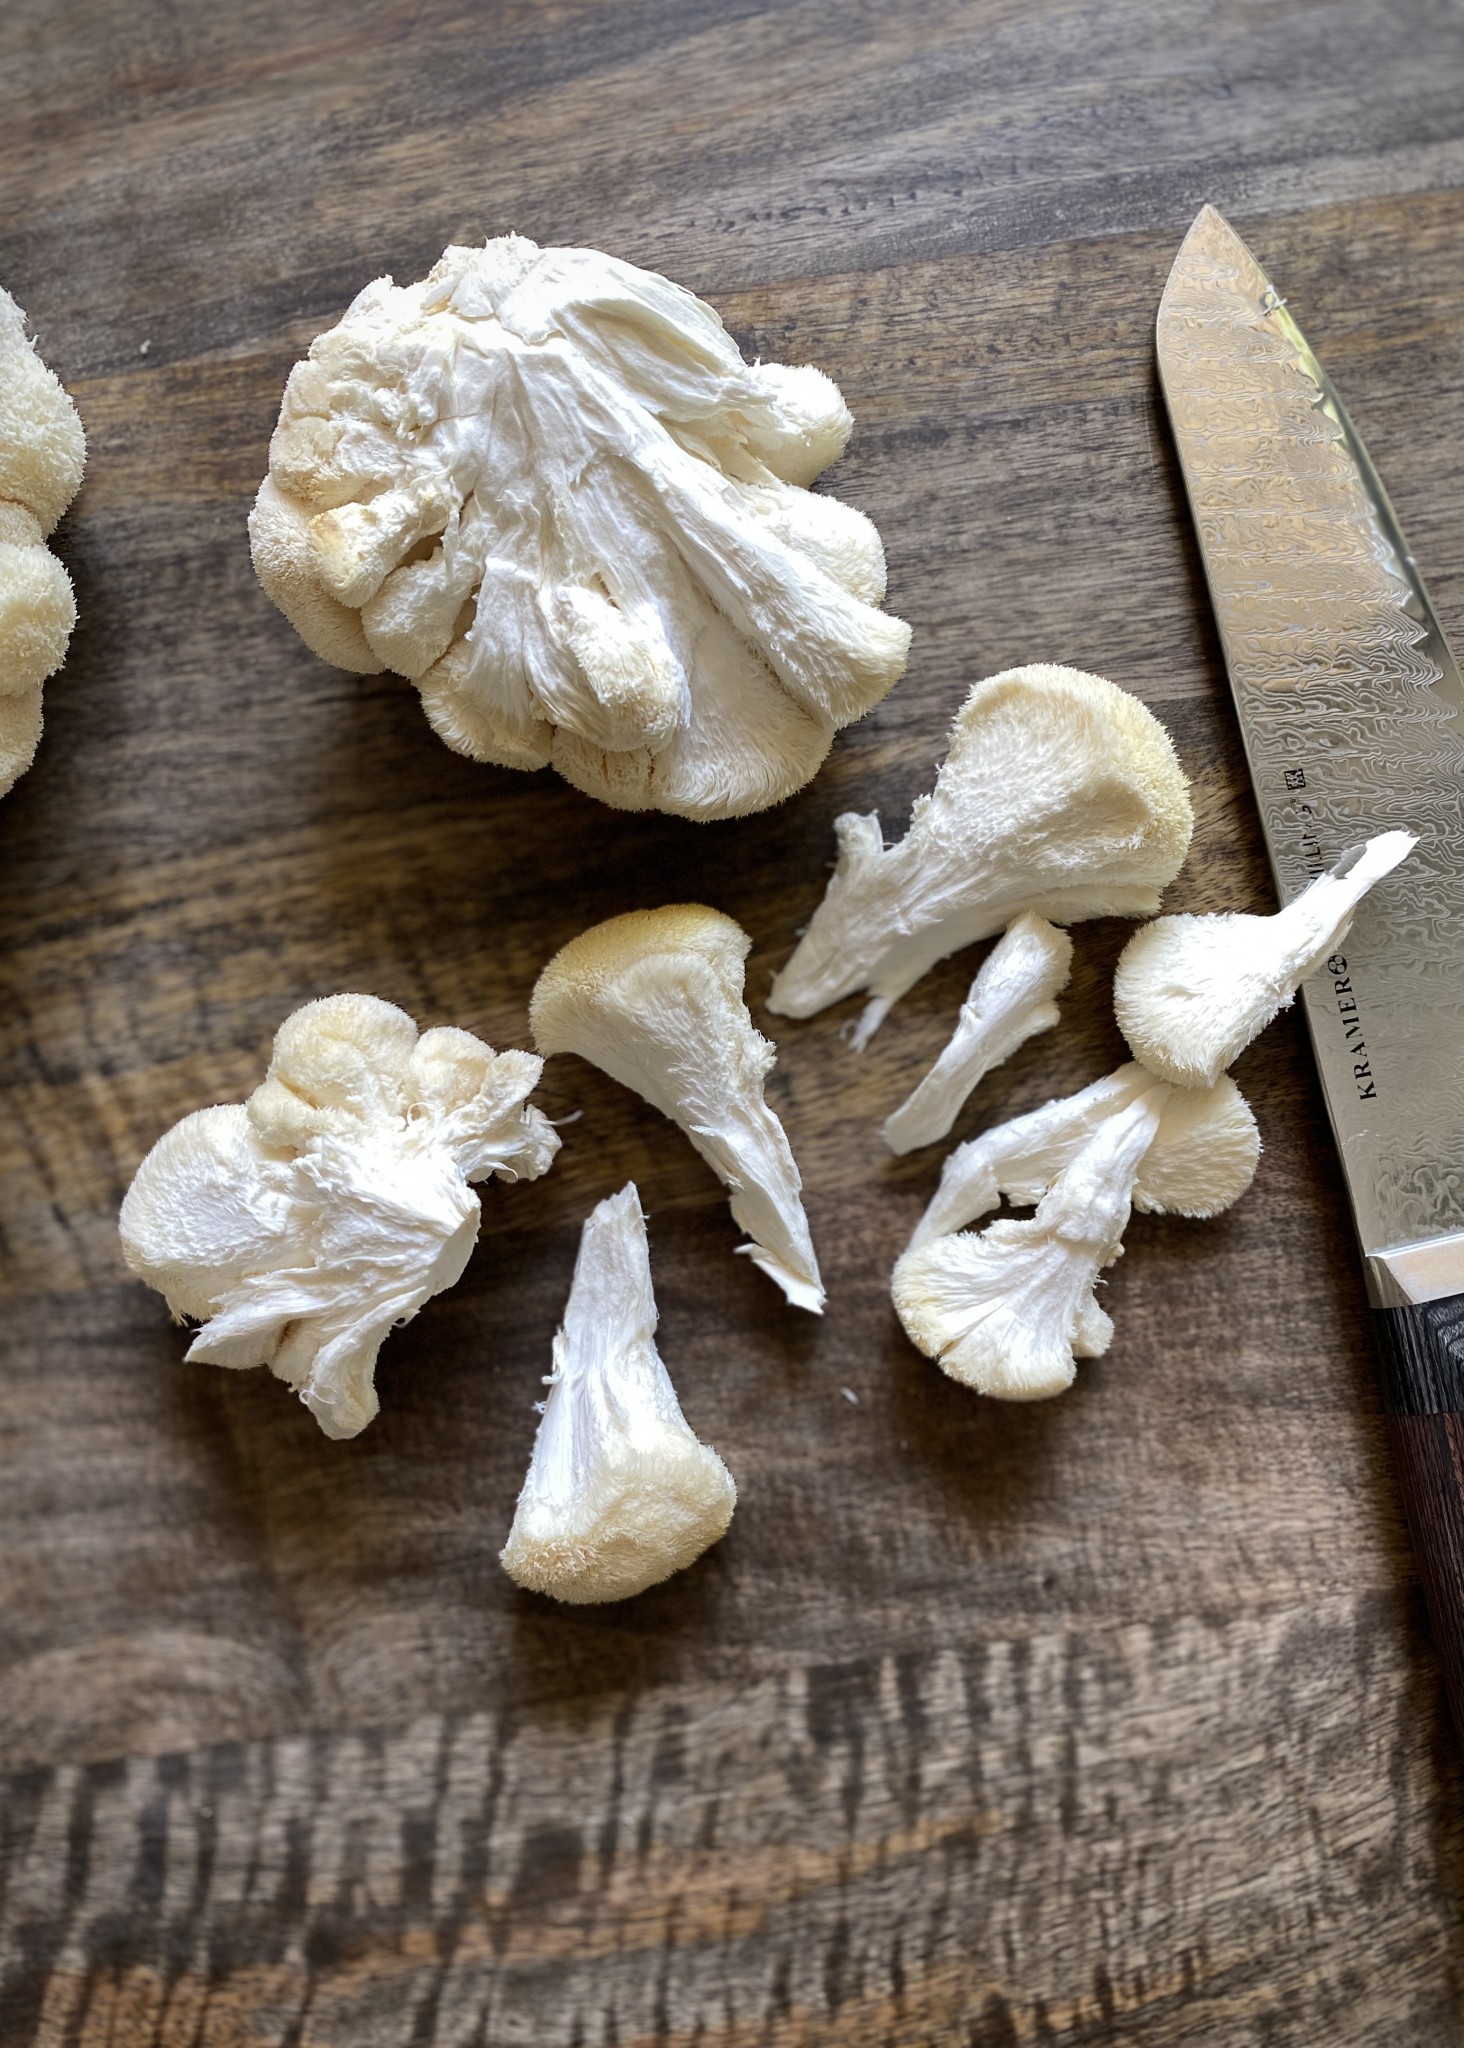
xmin=1377 ymin=1297 xmax=1464 ymax=1741
xmin=6 ymin=2 xmax=1464 ymax=2041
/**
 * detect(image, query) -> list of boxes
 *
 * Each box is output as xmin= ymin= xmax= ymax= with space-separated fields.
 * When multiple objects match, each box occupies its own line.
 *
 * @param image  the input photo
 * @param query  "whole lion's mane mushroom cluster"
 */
xmin=1 ymin=230 xmax=1405 ymax=1602
xmin=248 ymin=235 xmax=911 ymax=821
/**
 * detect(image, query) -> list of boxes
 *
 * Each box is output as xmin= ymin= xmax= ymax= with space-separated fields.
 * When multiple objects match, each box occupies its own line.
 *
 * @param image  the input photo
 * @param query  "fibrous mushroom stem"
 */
xmin=882 ymin=913 xmax=1073 ymax=1154
xmin=893 ymin=1091 xmax=1168 ymax=1401
xmin=910 ymin=1062 xmax=1260 ymax=1252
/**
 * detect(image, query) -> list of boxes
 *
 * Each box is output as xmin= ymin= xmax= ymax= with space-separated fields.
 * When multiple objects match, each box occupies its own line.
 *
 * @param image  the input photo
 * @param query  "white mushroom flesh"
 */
xmin=119 ymin=995 xmax=560 ymax=1439
xmin=892 ymin=1091 xmax=1167 ymax=1400
xmin=0 ymin=286 xmax=86 ymax=797
xmin=250 ymin=237 xmax=910 ymax=820
xmin=911 ymin=1064 xmax=1259 ymax=1250
xmin=882 ymin=912 xmax=1073 ymax=1154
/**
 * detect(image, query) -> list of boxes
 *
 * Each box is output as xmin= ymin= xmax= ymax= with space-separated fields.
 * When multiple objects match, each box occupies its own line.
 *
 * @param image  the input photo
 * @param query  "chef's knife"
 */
xmin=1157 ymin=205 xmax=1464 ymax=1730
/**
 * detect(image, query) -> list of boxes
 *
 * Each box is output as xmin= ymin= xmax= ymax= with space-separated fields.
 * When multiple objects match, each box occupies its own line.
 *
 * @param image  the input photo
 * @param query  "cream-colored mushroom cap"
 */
xmin=768 ymin=664 xmax=1194 ymax=1044
xmin=501 ymin=1183 xmax=736 ymax=1603
xmin=531 ymin=904 xmax=823 ymax=1312
xmin=249 ymin=236 xmax=909 ymax=819
xmin=1131 ymin=1073 xmax=1261 ymax=1219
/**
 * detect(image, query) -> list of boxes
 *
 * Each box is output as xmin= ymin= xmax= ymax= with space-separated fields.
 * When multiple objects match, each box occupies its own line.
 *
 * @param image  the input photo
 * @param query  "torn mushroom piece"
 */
xmin=0 ymin=285 xmax=86 ymax=799
xmin=119 ymin=995 xmax=560 ymax=1439
xmin=767 ymin=665 xmax=1193 ymax=1045
xmin=893 ymin=1091 xmax=1168 ymax=1400
xmin=501 ymin=1183 xmax=736 ymax=1603
xmin=531 ymin=905 xmax=823 ymax=1311
xmin=1113 ymin=830 xmax=1417 ymax=1088
xmin=910 ymin=1061 xmax=1261 ymax=1251
xmin=250 ymin=236 xmax=909 ymax=820
xmin=894 ymin=1066 xmax=1261 ymax=1400
xmin=882 ymin=913 xmax=1073 ymax=1155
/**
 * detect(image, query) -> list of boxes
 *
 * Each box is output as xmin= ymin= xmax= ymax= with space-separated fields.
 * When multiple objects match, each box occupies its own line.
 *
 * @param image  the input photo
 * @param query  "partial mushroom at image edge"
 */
xmin=0 ymin=283 xmax=86 ymax=800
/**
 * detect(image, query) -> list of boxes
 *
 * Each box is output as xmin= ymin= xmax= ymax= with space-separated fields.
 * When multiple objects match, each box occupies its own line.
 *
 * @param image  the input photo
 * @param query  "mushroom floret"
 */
xmin=119 ymin=995 xmax=559 ymax=1438
xmin=530 ymin=906 xmax=823 ymax=1312
xmin=0 ymin=285 xmax=86 ymax=798
xmin=250 ymin=236 xmax=910 ymax=820
xmin=1114 ymin=831 xmax=1417 ymax=1088
xmin=893 ymin=1092 xmax=1166 ymax=1400
xmin=882 ymin=913 xmax=1073 ymax=1154
xmin=501 ymin=1183 xmax=736 ymax=1602
xmin=911 ymin=1062 xmax=1259 ymax=1250
xmin=767 ymin=665 xmax=1193 ymax=1044
xmin=911 ymin=1067 xmax=1146 ymax=1251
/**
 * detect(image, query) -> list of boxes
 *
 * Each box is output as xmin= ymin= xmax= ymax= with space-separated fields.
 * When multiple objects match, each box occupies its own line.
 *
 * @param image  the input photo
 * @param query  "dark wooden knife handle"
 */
xmin=1374 ymin=1293 xmax=1464 ymax=1731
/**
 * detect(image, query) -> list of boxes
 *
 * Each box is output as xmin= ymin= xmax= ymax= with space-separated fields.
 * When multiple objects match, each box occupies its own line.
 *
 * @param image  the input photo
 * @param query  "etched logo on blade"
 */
xmin=1326 ymin=953 xmax=1376 ymax=1102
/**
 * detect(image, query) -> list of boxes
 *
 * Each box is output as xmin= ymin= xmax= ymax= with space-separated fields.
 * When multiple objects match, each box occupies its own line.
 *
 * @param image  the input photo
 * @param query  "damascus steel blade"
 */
xmin=1157 ymin=205 xmax=1464 ymax=1294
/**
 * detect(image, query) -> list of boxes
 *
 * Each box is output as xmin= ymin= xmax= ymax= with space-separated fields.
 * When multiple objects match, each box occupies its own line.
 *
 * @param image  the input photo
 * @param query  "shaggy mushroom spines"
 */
xmin=894 ymin=1091 xmax=1167 ymax=1401
xmin=895 ymin=1067 xmax=1261 ymax=1399
xmin=767 ymin=663 xmax=1194 ymax=1036
xmin=0 ymin=284 xmax=87 ymax=796
xmin=500 ymin=1183 xmax=736 ymax=1603
xmin=911 ymin=1064 xmax=1261 ymax=1252
xmin=530 ymin=903 xmax=752 ymax=1039
xmin=247 ymin=477 xmax=384 ymax=675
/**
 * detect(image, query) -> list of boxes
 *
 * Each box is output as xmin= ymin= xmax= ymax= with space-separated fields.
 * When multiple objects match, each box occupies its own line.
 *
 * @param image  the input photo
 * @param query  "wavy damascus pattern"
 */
xmin=1158 ymin=207 xmax=1464 ymax=1255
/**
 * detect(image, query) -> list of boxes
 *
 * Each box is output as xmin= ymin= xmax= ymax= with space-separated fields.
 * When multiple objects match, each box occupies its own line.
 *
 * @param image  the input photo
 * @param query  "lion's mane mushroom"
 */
xmin=894 ymin=1066 xmax=1261 ymax=1400
xmin=1114 ymin=830 xmax=1417 ymax=1088
xmin=501 ymin=1183 xmax=736 ymax=1603
xmin=119 ymin=995 xmax=560 ymax=1438
xmin=531 ymin=905 xmax=823 ymax=1312
xmin=250 ymin=236 xmax=910 ymax=820
xmin=0 ymin=285 xmax=86 ymax=798
xmin=767 ymin=665 xmax=1193 ymax=1045
xmin=893 ymin=1091 xmax=1169 ymax=1401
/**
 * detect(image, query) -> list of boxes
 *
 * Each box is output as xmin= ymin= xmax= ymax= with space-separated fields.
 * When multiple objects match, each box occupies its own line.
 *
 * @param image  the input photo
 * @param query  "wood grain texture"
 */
xmin=5 ymin=1 xmax=1464 ymax=2041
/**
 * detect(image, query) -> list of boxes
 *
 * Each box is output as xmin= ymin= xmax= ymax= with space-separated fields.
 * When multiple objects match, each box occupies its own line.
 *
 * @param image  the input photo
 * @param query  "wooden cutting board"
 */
xmin=4 ymin=2 xmax=1464 ymax=2041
